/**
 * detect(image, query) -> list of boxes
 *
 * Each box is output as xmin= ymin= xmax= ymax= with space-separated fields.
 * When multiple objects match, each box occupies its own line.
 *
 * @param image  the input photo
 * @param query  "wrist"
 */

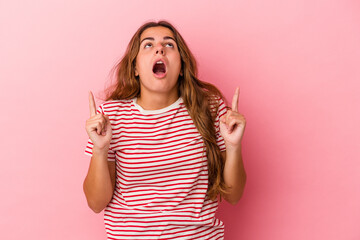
xmin=225 ymin=143 xmax=242 ymax=153
xmin=92 ymin=145 xmax=109 ymax=154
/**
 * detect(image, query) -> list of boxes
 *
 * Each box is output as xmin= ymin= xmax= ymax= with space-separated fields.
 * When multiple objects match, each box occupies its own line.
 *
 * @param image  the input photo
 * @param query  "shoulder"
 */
xmin=208 ymin=94 xmax=226 ymax=105
xmin=207 ymin=94 xmax=227 ymax=113
xmin=98 ymin=99 xmax=134 ymax=115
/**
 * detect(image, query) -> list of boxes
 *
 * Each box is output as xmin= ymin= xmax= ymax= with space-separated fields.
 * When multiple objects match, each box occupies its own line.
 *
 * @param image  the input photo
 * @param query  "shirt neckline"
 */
xmin=132 ymin=97 xmax=183 ymax=114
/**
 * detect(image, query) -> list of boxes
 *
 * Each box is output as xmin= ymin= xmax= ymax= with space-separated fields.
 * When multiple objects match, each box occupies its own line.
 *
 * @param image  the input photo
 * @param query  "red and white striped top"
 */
xmin=84 ymin=96 xmax=228 ymax=240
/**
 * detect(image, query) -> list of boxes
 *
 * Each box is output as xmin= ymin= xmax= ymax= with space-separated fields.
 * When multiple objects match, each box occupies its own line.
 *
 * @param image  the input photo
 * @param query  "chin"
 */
xmin=142 ymin=82 xmax=178 ymax=95
xmin=140 ymin=76 xmax=178 ymax=92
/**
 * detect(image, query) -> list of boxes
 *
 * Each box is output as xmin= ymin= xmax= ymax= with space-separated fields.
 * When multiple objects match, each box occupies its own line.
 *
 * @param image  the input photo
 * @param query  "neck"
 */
xmin=136 ymin=88 xmax=179 ymax=110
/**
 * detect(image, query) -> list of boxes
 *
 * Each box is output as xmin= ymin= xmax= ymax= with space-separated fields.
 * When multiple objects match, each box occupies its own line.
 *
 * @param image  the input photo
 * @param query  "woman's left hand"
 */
xmin=219 ymin=87 xmax=246 ymax=149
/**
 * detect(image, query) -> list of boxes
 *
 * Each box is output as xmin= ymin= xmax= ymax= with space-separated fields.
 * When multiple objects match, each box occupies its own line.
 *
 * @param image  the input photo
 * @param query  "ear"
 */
xmin=135 ymin=68 xmax=139 ymax=77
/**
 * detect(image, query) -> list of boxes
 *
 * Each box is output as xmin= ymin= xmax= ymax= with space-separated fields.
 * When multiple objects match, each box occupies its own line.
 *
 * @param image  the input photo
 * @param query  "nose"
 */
xmin=156 ymin=49 xmax=164 ymax=55
xmin=155 ymin=44 xmax=165 ymax=55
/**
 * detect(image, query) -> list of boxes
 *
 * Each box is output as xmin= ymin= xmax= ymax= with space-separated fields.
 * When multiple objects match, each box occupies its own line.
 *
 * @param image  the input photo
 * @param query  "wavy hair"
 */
xmin=104 ymin=20 xmax=228 ymax=200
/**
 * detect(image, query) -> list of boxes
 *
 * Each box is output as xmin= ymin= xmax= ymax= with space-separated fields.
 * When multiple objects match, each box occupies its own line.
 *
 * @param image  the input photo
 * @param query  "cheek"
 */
xmin=136 ymin=58 xmax=148 ymax=74
xmin=172 ymin=54 xmax=182 ymax=71
xmin=177 ymin=53 xmax=182 ymax=68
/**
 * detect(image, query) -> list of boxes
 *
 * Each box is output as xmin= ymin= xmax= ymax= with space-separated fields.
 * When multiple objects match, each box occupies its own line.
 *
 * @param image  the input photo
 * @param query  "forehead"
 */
xmin=140 ymin=26 xmax=175 ymax=41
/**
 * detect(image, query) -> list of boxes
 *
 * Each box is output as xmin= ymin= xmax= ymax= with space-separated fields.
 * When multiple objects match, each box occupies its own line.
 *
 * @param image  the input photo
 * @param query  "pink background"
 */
xmin=1 ymin=0 xmax=359 ymax=239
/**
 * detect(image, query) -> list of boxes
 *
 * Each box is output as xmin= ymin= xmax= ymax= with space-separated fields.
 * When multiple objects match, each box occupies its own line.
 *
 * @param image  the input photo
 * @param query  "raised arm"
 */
xmin=219 ymin=87 xmax=247 ymax=205
xmin=83 ymin=91 xmax=115 ymax=213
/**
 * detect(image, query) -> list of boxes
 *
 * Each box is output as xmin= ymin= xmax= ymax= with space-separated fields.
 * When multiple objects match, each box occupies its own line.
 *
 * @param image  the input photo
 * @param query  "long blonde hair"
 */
xmin=105 ymin=21 xmax=228 ymax=200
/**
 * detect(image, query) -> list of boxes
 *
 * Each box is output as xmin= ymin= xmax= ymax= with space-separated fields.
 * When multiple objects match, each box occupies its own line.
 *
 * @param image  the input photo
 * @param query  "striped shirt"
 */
xmin=84 ymin=96 xmax=228 ymax=240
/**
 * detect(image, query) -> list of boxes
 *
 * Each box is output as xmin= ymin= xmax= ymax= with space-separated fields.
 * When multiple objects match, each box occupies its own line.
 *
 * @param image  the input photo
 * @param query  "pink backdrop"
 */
xmin=1 ymin=0 xmax=359 ymax=239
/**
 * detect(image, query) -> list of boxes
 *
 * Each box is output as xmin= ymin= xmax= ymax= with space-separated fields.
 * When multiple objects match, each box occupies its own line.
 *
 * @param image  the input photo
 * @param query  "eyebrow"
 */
xmin=140 ymin=36 xmax=176 ymax=45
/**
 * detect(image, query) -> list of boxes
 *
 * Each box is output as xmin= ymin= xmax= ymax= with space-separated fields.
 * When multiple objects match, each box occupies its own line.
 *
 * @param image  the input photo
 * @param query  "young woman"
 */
xmin=83 ymin=21 xmax=247 ymax=240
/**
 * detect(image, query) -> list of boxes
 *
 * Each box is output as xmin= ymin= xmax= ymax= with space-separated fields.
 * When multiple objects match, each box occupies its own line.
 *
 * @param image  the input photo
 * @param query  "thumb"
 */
xmin=220 ymin=115 xmax=226 ymax=123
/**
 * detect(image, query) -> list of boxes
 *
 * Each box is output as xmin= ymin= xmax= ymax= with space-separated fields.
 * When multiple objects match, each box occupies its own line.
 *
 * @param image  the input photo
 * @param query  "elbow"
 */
xmin=92 ymin=209 xmax=103 ymax=214
xmin=224 ymin=194 xmax=241 ymax=205
xmin=227 ymin=190 xmax=245 ymax=206
xmin=227 ymin=175 xmax=247 ymax=206
xmin=85 ymin=195 xmax=107 ymax=213
xmin=229 ymin=190 xmax=244 ymax=205
xmin=224 ymin=191 xmax=244 ymax=206
xmin=83 ymin=183 xmax=108 ymax=213
xmin=87 ymin=201 xmax=105 ymax=213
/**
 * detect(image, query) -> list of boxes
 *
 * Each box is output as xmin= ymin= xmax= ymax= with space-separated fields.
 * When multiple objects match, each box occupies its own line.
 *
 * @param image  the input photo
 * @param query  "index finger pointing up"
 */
xmin=232 ymin=87 xmax=240 ymax=112
xmin=89 ymin=91 xmax=97 ymax=117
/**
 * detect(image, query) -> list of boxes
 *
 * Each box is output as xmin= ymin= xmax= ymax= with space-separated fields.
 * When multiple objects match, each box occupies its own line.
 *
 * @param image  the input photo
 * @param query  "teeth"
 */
xmin=156 ymin=61 xmax=163 ymax=64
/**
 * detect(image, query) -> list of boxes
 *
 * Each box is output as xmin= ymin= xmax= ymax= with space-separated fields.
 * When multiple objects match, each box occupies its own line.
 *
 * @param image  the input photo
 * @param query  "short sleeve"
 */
xmin=213 ymin=97 xmax=228 ymax=152
xmin=84 ymin=104 xmax=116 ymax=161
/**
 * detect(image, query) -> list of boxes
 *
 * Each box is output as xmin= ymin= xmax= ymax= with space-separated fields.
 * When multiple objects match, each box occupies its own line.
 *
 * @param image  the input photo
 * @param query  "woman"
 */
xmin=83 ymin=20 xmax=247 ymax=240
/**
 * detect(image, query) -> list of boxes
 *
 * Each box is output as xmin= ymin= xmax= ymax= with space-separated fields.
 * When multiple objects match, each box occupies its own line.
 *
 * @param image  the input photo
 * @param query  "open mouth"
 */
xmin=152 ymin=60 xmax=167 ymax=78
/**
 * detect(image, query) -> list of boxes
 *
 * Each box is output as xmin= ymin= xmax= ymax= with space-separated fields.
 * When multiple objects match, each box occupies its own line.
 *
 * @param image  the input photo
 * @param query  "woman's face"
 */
xmin=135 ymin=26 xmax=182 ymax=96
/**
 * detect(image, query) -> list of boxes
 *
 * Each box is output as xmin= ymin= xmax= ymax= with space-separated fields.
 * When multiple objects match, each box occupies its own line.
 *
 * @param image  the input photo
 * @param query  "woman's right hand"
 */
xmin=85 ymin=91 xmax=112 ymax=150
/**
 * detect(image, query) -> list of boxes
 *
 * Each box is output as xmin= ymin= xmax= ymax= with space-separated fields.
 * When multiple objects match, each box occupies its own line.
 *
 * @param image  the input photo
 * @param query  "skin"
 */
xmin=83 ymin=27 xmax=247 ymax=213
xmin=219 ymin=87 xmax=247 ymax=204
xmin=135 ymin=26 xmax=182 ymax=110
xmin=83 ymin=91 xmax=115 ymax=213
